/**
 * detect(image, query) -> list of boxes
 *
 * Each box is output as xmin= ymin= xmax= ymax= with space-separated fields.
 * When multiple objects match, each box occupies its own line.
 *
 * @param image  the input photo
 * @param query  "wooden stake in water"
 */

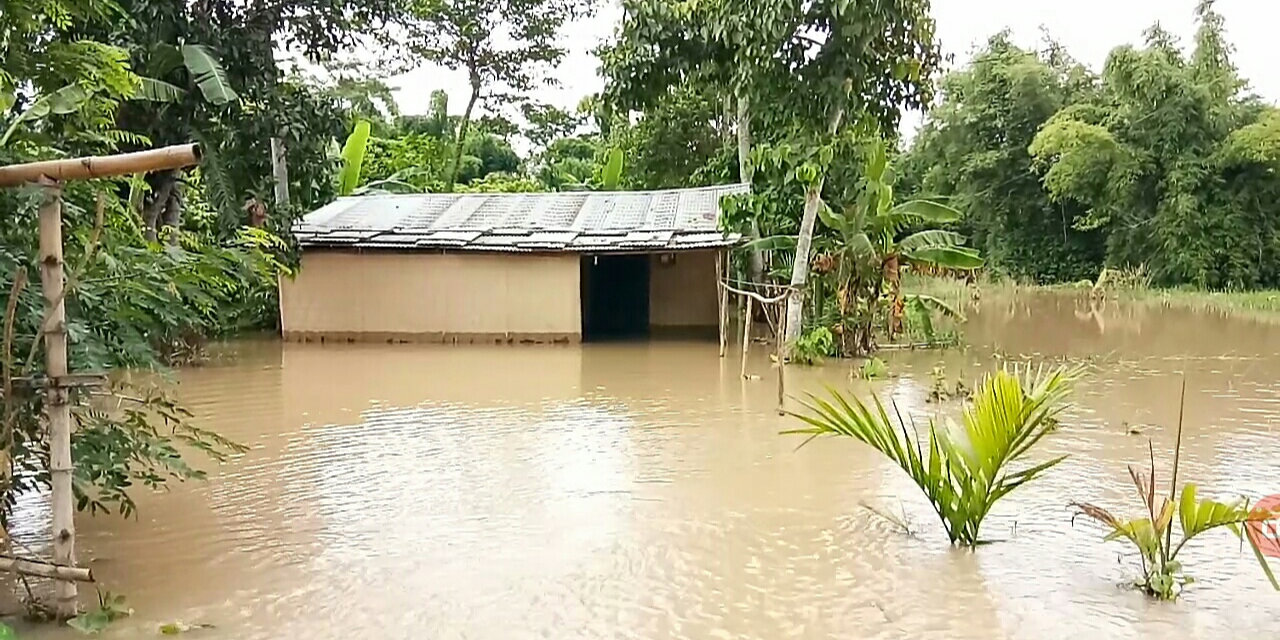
xmin=741 ymin=295 xmax=753 ymax=379
xmin=716 ymin=251 xmax=729 ymax=357
xmin=37 ymin=180 xmax=78 ymax=618
xmin=775 ymin=305 xmax=785 ymax=415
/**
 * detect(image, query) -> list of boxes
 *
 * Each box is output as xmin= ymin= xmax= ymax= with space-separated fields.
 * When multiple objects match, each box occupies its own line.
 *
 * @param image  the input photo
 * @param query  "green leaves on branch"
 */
xmin=788 ymin=365 xmax=1082 ymax=545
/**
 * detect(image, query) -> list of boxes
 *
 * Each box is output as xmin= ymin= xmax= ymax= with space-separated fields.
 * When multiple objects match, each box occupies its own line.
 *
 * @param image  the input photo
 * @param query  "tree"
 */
xmin=900 ymin=31 xmax=1105 ymax=283
xmin=406 ymin=0 xmax=594 ymax=191
xmin=521 ymin=101 xmax=583 ymax=151
xmin=1027 ymin=0 xmax=1280 ymax=288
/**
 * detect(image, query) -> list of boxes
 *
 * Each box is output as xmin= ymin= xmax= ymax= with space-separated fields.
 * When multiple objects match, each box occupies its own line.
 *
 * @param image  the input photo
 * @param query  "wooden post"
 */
xmin=740 ymin=295 xmax=753 ymax=379
xmin=37 ymin=180 xmax=77 ymax=618
xmin=716 ymin=251 xmax=729 ymax=357
xmin=270 ymin=137 xmax=289 ymax=208
xmin=774 ymin=301 xmax=785 ymax=415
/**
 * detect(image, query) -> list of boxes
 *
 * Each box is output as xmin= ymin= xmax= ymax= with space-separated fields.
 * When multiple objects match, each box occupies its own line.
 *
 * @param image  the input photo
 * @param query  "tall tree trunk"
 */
xmin=782 ymin=104 xmax=847 ymax=357
xmin=142 ymin=170 xmax=177 ymax=242
xmin=160 ymin=179 xmax=183 ymax=245
xmin=446 ymin=73 xmax=481 ymax=193
xmin=737 ymin=96 xmax=766 ymax=288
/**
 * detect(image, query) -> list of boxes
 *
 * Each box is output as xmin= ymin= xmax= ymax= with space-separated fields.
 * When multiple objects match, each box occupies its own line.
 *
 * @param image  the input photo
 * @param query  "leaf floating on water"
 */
xmin=0 ymin=623 xmax=15 ymax=640
xmin=160 ymin=621 xmax=216 ymax=634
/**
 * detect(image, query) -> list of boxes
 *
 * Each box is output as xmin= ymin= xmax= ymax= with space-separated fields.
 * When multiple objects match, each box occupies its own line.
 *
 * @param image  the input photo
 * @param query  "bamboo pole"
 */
xmin=716 ymin=251 xmax=728 ymax=357
xmin=740 ymin=295 xmax=753 ymax=379
xmin=0 ymin=144 xmax=201 ymax=187
xmin=775 ymin=302 xmax=785 ymax=415
xmin=37 ymin=180 xmax=78 ymax=618
xmin=0 ymin=557 xmax=92 ymax=583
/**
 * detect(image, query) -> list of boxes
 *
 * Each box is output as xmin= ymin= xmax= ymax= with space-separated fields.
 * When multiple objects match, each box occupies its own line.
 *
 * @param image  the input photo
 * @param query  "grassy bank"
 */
xmin=903 ymin=274 xmax=1280 ymax=323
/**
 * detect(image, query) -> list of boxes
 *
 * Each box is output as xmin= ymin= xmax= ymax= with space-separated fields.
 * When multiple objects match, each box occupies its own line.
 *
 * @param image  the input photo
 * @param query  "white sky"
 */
xmin=388 ymin=0 xmax=1277 ymax=137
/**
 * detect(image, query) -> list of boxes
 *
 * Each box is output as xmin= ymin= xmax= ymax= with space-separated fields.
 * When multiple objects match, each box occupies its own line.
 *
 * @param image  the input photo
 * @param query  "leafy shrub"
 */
xmin=792 ymin=326 xmax=836 ymax=365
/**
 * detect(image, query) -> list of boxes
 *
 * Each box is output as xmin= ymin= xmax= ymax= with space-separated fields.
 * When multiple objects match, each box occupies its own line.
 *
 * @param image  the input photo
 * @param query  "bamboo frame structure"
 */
xmin=37 ymin=181 xmax=77 ymax=616
xmin=717 ymin=279 xmax=792 ymax=415
xmin=0 ymin=144 xmax=201 ymax=188
xmin=0 ymin=144 xmax=202 ymax=618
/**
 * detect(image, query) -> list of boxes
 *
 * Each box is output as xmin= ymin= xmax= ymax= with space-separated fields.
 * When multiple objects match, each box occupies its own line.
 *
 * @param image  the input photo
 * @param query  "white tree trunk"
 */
xmin=270 ymin=137 xmax=289 ymax=208
xmin=736 ymin=96 xmax=765 ymax=285
xmin=782 ymin=105 xmax=847 ymax=357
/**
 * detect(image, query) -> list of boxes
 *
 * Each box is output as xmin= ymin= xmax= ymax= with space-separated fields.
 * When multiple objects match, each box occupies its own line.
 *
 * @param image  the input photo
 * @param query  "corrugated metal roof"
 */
xmin=293 ymin=183 xmax=749 ymax=252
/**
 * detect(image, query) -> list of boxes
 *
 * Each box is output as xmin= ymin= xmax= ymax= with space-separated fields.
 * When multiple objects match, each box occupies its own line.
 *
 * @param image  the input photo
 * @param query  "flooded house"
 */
xmin=279 ymin=184 xmax=748 ymax=343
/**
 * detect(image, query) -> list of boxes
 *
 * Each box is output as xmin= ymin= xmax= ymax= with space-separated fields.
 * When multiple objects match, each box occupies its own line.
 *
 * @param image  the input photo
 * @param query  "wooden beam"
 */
xmin=0 ymin=144 xmax=201 ymax=188
xmin=0 ymin=557 xmax=93 ymax=583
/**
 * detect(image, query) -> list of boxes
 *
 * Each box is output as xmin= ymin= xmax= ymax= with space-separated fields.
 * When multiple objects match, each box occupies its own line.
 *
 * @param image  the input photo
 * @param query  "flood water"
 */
xmin=14 ymin=291 xmax=1280 ymax=639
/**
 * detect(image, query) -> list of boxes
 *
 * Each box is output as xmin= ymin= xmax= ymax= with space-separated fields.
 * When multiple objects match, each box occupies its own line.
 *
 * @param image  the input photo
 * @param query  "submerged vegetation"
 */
xmin=1072 ymin=385 xmax=1280 ymax=599
xmin=788 ymin=365 xmax=1081 ymax=545
xmin=3 ymin=0 xmax=1280 ymax=624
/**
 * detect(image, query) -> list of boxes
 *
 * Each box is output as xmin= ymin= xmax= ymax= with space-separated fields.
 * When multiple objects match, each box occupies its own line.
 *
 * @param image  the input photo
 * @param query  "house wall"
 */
xmin=280 ymin=251 xmax=582 ymax=343
xmin=648 ymin=249 xmax=719 ymax=333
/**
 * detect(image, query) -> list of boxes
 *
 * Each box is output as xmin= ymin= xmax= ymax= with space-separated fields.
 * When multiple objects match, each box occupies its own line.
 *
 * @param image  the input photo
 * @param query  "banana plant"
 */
xmin=819 ymin=140 xmax=983 ymax=338
xmin=0 ymin=84 xmax=92 ymax=147
xmin=337 ymin=120 xmax=372 ymax=196
xmin=131 ymin=44 xmax=238 ymax=106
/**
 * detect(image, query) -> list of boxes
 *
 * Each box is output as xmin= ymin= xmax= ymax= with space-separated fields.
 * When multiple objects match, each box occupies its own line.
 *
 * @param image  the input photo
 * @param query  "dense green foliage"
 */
xmin=0 ymin=0 xmax=369 ymax=586
xmin=902 ymin=1 xmax=1280 ymax=289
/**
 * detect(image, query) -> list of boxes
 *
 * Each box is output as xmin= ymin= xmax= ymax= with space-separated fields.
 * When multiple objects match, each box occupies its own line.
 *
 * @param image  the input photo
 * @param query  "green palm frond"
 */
xmin=190 ymin=131 xmax=238 ymax=223
xmin=787 ymin=365 xmax=1081 ymax=545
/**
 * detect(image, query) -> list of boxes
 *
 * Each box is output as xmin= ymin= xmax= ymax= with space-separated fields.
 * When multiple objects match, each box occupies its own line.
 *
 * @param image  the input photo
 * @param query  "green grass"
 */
xmin=902 ymin=273 xmax=1280 ymax=324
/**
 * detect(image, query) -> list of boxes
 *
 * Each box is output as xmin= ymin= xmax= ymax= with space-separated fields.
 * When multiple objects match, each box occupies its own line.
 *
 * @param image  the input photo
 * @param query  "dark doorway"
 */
xmin=581 ymin=254 xmax=650 ymax=340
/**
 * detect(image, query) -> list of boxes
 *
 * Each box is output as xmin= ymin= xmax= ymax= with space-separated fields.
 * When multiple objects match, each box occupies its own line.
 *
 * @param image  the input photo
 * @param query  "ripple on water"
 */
xmin=20 ymin=306 xmax=1280 ymax=640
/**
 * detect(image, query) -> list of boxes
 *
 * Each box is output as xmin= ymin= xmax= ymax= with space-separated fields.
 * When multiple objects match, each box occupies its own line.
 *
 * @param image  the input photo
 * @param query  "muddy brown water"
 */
xmin=13 ymin=291 xmax=1280 ymax=639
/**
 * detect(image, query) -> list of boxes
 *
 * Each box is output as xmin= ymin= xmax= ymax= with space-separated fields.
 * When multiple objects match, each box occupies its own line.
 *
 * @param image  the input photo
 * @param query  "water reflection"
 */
xmin=13 ymin=295 xmax=1280 ymax=639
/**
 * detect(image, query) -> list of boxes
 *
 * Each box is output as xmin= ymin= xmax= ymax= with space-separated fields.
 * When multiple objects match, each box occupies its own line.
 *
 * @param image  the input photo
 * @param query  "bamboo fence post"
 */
xmin=774 ymin=301 xmax=785 ymax=415
xmin=740 ymin=295 xmax=753 ymax=379
xmin=37 ymin=180 xmax=78 ymax=618
xmin=716 ymin=251 xmax=728 ymax=357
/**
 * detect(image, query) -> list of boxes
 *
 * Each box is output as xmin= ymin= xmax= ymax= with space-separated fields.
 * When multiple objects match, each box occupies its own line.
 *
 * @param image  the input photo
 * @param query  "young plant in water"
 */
xmin=857 ymin=357 xmax=889 ymax=380
xmin=1071 ymin=383 xmax=1280 ymax=600
xmin=787 ymin=364 xmax=1081 ymax=545
xmin=67 ymin=590 xmax=132 ymax=634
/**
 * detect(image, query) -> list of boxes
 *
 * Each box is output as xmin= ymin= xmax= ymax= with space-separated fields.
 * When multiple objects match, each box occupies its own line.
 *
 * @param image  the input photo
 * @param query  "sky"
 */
xmin=387 ymin=0 xmax=1277 ymax=138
